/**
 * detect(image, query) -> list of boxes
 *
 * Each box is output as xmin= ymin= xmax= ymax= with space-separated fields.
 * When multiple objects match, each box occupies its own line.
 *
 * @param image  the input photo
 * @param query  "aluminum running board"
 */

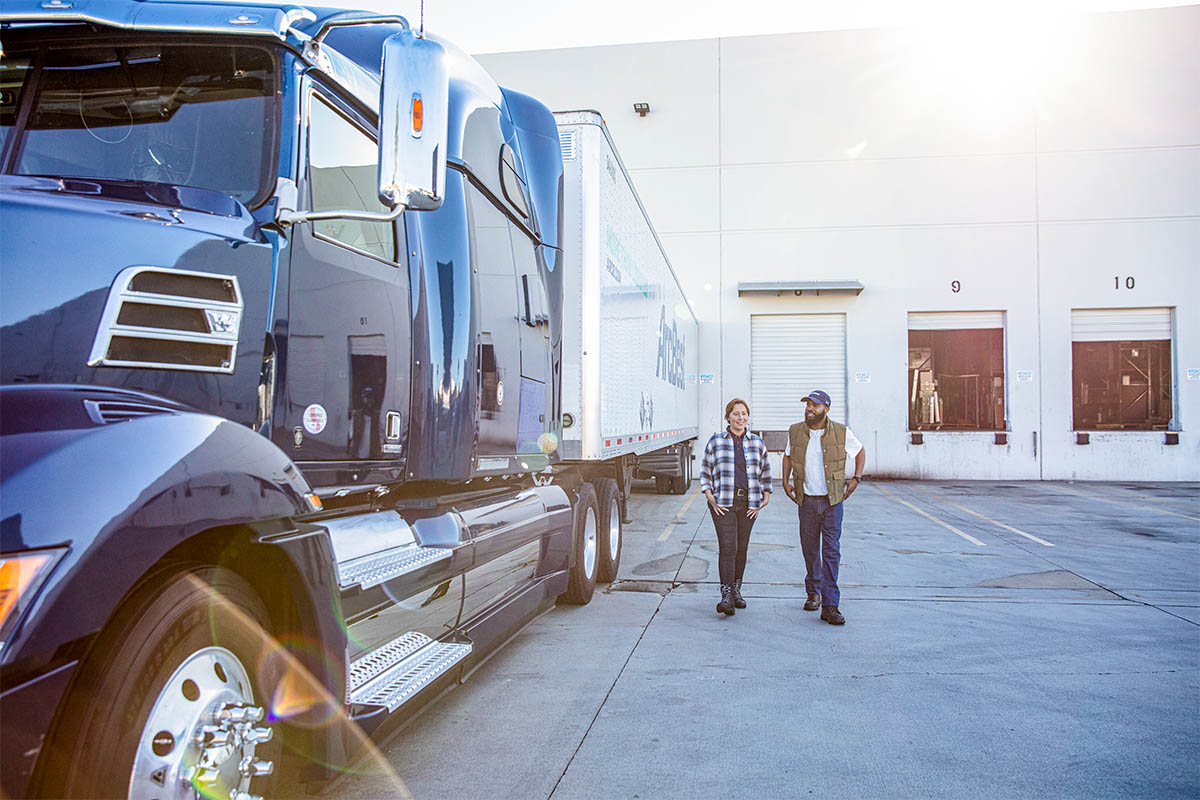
xmin=349 ymin=632 xmax=472 ymax=712
xmin=337 ymin=545 xmax=451 ymax=590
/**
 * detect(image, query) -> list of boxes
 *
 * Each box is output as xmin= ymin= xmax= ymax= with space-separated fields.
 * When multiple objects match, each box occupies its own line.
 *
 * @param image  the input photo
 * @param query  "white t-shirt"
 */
xmin=785 ymin=426 xmax=864 ymax=496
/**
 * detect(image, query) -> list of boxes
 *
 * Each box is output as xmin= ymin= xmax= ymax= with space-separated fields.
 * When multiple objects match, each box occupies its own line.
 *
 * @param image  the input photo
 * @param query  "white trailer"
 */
xmin=555 ymin=110 xmax=700 ymax=505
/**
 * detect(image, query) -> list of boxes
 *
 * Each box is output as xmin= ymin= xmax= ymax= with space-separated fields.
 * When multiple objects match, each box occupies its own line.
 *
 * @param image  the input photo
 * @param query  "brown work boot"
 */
xmin=820 ymin=605 xmax=845 ymax=625
xmin=803 ymin=593 xmax=822 ymax=611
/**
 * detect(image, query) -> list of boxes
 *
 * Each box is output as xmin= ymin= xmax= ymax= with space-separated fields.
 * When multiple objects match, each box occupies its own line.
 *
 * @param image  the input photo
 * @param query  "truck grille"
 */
xmin=88 ymin=266 xmax=243 ymax=373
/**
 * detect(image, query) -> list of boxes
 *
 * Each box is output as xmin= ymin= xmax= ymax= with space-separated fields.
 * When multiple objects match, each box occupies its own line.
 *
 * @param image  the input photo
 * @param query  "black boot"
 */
xmin=804 ymin=593 xmax=822 ymax=611
xmin=732 ymin=579 xmax=747 ymax=609
xmin=716 ymin=584 xmax=736 ymax=616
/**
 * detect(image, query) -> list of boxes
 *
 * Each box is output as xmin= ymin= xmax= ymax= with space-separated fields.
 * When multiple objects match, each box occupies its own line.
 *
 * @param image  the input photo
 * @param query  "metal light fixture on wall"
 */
xmin=633 ymin=102 xmax=650 ymax=117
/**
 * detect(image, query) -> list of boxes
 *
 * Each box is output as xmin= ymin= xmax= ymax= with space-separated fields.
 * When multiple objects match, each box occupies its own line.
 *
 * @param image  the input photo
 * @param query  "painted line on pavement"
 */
xmin=871 ymin=484 xmax=987 ymax=546
xmin=907 ymin=485 xmax=1055 ymax=547
xmin=657 ymin=483 xmax=702 ymax=542
xmin=1100 ymin=485 xmax=1200 ymax=512
xmin=1046 ymin=484 xmax=1200 ymax=522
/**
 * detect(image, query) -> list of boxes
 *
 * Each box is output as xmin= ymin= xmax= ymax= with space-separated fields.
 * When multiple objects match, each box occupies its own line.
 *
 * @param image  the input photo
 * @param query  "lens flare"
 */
xmin=258 ymin=634 xmax=340 ymax=728
xmin=185 ymin=575 xmax=414 ymax=796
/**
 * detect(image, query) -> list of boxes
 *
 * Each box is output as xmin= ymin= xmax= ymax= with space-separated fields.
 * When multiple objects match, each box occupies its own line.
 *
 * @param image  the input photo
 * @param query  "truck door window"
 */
xmin=306 ymin=94 xmax=395 ymax=263
xmin=7 ymin=45 xmax=275 ymax=206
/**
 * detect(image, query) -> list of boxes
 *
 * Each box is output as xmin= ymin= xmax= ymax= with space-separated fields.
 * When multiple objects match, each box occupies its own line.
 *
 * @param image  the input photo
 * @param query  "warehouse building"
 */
xmin=478 ymin=5 xmax=1200 ymax=480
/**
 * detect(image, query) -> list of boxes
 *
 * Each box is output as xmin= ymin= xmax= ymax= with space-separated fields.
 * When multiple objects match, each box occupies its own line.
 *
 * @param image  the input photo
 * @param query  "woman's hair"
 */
xmin=724 ymin=397 xmax=749 ymax=420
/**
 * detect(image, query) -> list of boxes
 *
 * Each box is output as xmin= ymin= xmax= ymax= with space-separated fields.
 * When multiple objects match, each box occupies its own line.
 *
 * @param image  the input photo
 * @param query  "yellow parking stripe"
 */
xmin=907 ymin=485 xmax=1055 ymax=547
xmin=657 ymin=483 xmax=702 ymax=542
xmin=1046 ymin=484 xmax=1200 ymax=522
xmin=871 ymin=484 xmax=987 ymax=546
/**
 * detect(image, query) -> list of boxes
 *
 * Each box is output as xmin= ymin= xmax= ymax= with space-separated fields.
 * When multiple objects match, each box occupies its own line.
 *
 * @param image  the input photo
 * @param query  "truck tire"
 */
xmin=655 ymin=476 xmax=671 ymax=494
xmin=36 ymin=566 xmax=281 ymax=800
xmin=594 ymin=477 xmax=622 ymax=583
xmin=560 ymin=482 xmax=599 ymax=605
xmin=669 ymin=445 xmax=691 ymax=494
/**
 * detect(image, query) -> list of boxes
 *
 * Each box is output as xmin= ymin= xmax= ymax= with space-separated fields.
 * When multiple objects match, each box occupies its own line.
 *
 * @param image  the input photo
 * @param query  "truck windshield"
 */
xmin=1 ymin=44 xmax=276 ymax=207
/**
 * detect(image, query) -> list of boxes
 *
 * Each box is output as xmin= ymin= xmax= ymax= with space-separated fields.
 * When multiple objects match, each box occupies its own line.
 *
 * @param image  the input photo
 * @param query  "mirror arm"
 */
xmin=271 ymin=176 xmax=404 ymax=227
xmin=277 ymin=206 xmax=404 ymax=227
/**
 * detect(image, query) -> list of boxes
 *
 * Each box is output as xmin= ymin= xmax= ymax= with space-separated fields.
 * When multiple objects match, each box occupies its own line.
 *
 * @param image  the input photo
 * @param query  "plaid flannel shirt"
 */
xmin=699 ymin=429 xmax=773 ymax=508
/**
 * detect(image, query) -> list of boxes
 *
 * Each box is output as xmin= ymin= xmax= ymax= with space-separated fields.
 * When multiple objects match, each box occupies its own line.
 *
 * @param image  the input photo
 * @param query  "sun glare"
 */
xmin=905 ymin=10 xmax=1066 ymax=111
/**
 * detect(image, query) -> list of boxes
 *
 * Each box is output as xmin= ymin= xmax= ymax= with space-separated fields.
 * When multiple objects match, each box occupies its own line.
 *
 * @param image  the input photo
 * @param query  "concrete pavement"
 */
xmin=322 ymin=480 xmax=1200 ymax=799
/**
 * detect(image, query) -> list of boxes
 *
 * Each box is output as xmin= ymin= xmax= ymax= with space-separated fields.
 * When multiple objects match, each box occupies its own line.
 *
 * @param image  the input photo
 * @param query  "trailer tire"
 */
xmin=655 ymin=476 xmax=671 ymax=494
xmin=35 ymin=566 xmax=281 ymax=800
xmin=560 ymin=482 xmax=599 ymax=605
xmin=669 ymin=444 xmax=691 ymax=494
xmin=594 ymin=478 xmax=622 ymax=583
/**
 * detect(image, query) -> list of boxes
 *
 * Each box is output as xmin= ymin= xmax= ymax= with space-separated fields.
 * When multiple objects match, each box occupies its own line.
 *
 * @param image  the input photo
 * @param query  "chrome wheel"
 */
xmin=583 ymin=506 xmax=598 ymax=579
xmin=608 ymin=498 xmax=621 ymax=562
xmin=130 ymin=646 xmax=273 ymax=800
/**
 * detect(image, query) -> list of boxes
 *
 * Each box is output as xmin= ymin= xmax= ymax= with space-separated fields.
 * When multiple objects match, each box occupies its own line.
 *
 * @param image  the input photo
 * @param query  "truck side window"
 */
xmin=465 ymin=179 xmax=519 ymax=424
xmin=307 ymin=93 xmax=395 ymax=262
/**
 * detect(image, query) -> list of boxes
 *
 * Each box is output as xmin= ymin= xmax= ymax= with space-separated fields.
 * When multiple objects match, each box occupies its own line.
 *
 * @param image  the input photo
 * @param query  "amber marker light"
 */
xmin=0 ymin=549 xmax=65 ymax=654
xmin=411 ymin=92 xmax=424 ymax=138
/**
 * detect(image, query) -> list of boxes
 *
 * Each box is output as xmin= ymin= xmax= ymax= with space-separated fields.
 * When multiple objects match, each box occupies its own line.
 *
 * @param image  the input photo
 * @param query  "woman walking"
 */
xmin=699 ymin=398 xmax=772 ymax=615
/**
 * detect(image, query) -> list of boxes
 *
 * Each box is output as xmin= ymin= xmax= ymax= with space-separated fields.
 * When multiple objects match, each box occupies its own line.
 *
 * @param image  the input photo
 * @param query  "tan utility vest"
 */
xmin=788 ymin=420 xmax=848 ymax=504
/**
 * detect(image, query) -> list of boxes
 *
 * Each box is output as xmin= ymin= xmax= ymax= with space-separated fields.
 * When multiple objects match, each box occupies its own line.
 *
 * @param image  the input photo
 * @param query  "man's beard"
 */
xmin=805 ymin=408 xmax=827 ymax=426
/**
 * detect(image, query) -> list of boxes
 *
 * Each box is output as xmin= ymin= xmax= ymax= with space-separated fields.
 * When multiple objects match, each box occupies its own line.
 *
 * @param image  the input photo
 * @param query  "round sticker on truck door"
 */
xmin=303 ymin=404 xmax=328 ymax=434
xmin=496 ymin=380 xmax=504 ymax=407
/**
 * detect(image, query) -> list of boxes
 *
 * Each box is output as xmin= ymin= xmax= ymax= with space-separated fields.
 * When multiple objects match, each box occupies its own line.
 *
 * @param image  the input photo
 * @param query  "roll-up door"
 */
xmin=908 ymin=311 xmax=1005 ymax=330
xmin=349 ymin=334 xmax=387 ymax=356
xmin=1071 ymin=308 xmax=1172 ymax=342
xmin=751 ymin=313 xmax=846 ymax=431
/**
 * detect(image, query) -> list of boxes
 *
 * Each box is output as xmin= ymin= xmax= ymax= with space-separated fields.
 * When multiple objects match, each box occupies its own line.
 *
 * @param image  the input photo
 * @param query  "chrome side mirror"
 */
xmin=379 ymin=31 xmax=448 ymax=211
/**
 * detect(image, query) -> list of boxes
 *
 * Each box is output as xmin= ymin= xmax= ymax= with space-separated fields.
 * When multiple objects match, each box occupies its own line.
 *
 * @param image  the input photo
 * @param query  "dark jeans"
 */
xmin=798 ymin=494 xmax=843 ymax=607
xmin=710 ymin=496 xmax=756 ymax=586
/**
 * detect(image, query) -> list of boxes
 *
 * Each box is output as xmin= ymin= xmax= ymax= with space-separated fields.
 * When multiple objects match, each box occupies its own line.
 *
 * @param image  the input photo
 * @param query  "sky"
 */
xmin=310 ymin=0 xmax=1197 ymax=54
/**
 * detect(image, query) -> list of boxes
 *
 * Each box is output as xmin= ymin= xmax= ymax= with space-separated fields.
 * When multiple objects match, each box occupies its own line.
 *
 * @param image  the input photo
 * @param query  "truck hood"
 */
xmin=0 ymin=176 xmax=276 ymax=422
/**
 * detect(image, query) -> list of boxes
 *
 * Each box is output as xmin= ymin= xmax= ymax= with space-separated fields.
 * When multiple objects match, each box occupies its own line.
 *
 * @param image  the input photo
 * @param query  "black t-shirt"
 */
xmin=731 ymin=429 xmax=749 ymax=491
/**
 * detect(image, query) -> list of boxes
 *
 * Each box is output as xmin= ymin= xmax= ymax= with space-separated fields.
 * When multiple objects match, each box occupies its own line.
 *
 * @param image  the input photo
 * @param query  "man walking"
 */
xmin=781 ymin=390 xmax=866 ymax=625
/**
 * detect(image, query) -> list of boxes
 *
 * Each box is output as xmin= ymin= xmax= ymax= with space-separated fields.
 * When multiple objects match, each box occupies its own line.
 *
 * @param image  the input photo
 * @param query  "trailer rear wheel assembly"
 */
xmin=560 ymin=482 xmax=599 ymax=605
xmin=35 ymin=567 xmax=279 ymax=800
xmin=593 ymin=477 xmax=622 ymax=583
xmin=668 ymin=444 xmax=691 ymax=494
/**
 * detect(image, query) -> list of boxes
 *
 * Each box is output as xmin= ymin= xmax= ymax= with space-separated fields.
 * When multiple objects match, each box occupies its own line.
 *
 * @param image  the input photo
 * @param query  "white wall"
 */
xmin=480 ymin=5 xmax=1200 ymax=480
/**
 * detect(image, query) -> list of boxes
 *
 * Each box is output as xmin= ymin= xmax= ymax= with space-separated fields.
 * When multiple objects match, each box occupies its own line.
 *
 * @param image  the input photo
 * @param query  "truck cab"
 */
xmin=0 ymin=3 xmax=564 ymax=486
xmin=0 ymin=4 xmax=608 ymax=798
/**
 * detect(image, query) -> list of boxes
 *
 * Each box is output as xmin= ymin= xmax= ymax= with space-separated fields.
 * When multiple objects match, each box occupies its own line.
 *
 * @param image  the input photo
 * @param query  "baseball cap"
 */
xmin=802 ymin=389 xmax=831 ymax=406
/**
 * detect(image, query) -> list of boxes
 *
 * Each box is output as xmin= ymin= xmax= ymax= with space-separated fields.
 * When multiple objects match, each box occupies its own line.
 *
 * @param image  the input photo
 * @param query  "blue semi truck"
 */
xmin=0 ymin=3 xmax=632 ymax=797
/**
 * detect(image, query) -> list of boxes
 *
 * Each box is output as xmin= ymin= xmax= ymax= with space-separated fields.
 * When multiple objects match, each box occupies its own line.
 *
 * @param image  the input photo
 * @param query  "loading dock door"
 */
xmin=1070 ymin=308 xmax=1172 ymax=342
xmin=1071 ymin=307 xmax=1174 ymax=430
xmin=751 ymin=313 xmax=847 ymax=434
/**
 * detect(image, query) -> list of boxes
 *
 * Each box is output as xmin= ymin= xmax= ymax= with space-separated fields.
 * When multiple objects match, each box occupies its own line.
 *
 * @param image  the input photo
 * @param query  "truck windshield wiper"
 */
xmin=8 ymin=174 xmax=246 ymax=218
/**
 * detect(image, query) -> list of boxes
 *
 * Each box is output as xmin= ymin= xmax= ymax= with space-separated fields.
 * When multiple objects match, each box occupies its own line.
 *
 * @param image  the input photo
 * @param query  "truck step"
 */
xmin=336 ymin=545 xmax=451 ymax=590
xmin=349 ymin=632 xmax=472 ymax=712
